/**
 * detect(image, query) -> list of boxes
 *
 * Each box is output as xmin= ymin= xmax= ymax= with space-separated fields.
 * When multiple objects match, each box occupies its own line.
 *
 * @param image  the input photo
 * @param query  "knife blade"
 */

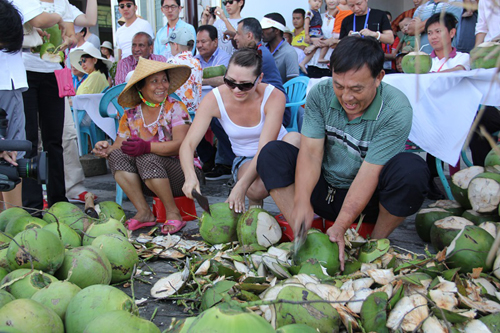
xmin=293 ymin=223 xmax=307 ymax=262
xmin=192 ymin=189 xmax=211 ymax=216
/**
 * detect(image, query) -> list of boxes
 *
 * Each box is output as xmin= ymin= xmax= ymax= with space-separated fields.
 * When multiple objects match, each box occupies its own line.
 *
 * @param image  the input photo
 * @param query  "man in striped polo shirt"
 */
xmin=257 ymin=37 xmax=430 ymax=270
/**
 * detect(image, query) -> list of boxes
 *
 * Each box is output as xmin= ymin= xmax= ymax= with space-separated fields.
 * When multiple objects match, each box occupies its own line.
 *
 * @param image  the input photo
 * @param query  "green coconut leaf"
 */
xmin=397 ymin=272 xmax=432 ymax=286
xmin=200 ymin=281 xmax=237 ymax=311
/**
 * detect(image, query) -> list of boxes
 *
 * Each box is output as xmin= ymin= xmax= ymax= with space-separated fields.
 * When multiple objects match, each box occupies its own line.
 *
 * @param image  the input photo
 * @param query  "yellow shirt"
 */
xmin=292 ymin=29 xmax=309 ymax=48
xmin=76 ymin=71 xmax=109 ymax=95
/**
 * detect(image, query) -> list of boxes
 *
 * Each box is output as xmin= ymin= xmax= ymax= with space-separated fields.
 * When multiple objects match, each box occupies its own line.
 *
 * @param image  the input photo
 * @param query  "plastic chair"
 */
xmin=283 ymin=76 xmax=310 ymax=133
xmin=72 ymin=96 xmax=107 ymax=156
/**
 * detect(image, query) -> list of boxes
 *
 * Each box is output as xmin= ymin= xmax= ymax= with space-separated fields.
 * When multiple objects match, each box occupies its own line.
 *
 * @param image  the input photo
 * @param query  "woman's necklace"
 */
xmin=138 ymin=91 xmax=166 ymax=108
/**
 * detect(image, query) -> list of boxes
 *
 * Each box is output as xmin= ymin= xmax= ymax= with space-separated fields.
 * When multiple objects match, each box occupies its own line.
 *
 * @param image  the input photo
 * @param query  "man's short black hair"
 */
xmin=161 ymin=0 xmax=180 ymax=6
xmin=0 ymin=0 xmax=23 ymax=54
xmin=264 ymin=13 xmax=286 ymax=37
xmin=198 ymin=25 xmax=218 ymax=41
xmin=425 ymin=12 xmax=457 ymax=34
xmin=293 ymin=8 xmax=306 ymax=19
xmin=81 ymin=27 xmax=87 ymax=38
xmin=330 ymin=36 xmax=384 ymax=78
xmin=239 ymin=17 xmax=262 ymax=42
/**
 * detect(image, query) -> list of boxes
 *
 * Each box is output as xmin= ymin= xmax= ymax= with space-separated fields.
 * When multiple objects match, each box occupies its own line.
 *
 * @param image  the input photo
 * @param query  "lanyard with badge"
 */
xmin=353 ymin=8 xmax=371 ymax=33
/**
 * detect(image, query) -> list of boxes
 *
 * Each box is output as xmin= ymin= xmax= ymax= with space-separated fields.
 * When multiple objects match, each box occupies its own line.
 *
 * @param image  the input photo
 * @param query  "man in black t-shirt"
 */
xmin=340 ymin=0 xmax=394 ymax=45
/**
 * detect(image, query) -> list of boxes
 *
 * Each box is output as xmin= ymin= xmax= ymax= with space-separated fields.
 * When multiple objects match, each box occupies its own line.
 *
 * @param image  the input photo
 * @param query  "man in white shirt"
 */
xmin=426 ymin=13 xmax=470 ymax=73
xmin=475 ymin=0 xmax=500 ymax=45
xmin=115 ymin=0 xmax=154 ymax=60
xmin=200 ymin=0 xmax=245 ymax=55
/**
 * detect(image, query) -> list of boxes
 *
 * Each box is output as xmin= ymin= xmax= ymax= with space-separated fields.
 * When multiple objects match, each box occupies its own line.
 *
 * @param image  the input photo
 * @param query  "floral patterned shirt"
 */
xmin=117 ymin=97 xmax=202 ymax=168
xmin=167 ymin=51 xmax=203 ymax=115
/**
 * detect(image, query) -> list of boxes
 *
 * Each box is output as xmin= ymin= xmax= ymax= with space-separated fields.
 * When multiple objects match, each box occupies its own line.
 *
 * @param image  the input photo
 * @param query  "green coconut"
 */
xmin=0 ymin=207 xmax=30 ymax=231
xmin=31 ymin=281 xmax=81 ymax=321
xmin=81 ymin=218 xmax=128 ymax=245
xmin=44 ymin=25 xmax=63 ymax=48
xmin=65 ymin=284 xmax=138 ymax=333
xmin=446 ymin=225 xmax=495 ymax=273
xmin=0 ymin=233 xmax=12 ymax=247
xmin=203 ymin=65 xmax=226 ymax=79
xmin=6 ymin=228 xmax=65 ymax=274
xmin=484 ymin=146 xmax=500 ymax=174
xmin=415 ymin=208 xmax=452 ymax=242
xmin=0 ymin=290 xmax=15 ymax=308
xmin=236 ymin=207 xmax=282 ymax=248
xmin=295 ymin=229 xmax=340 ymax=276
xmin=83 ymin=310 xmax=160 ymax=333
xmin=187 ymin=303 xmax=274 ymax=333
xmin=274 ymin=286 xmax=340 ymax=332
xmin=430 ymin=216 xmax=474 ymax=251
xmin=0 ymin=269 xmax=58 ymax=299
xmin=0 ymin=327 xmax=23 ymax=333
xmin=4 ymin=215 xmax=48 ymax=237
xmin=428 ymin=200 xmax=464 ymax=216
xmin=43 ymin=202 xmax=90 ymax=235
xmin=361 ymin=292 xmax=389 ymax=333
xmin=95 ymin=201 xmax=126 ymax=223
xmin=43 ymin=222 xmax=82 ymax=248
xmin=468 ymin=172 xmax=500 ymax=214
xmin=91 ymin=234 xmax=139 ymax=283
xmin=0 ymin=267 xmax=8 ymax=281
xmin=450 ymin=166 xmax=485 ymax=209
xmin=470 ymin=42 xmax=500 ymax=69
xmin=55 ymin=246 xmax=112 ymax=289
xmin=479 ymin=312 xmax=500 ymax=332
xmin=275 ymin=324 xmax=319 ymax=333
xmin=298 ymin=259 xmax=329 ymax=279
xmin=199 ymin=202 xmax=240 ymax=245
xmin=402 ymin=51 xmax=432 ymax=74
xmin=0 ymin=248 xmax=8 ymax=270
xmin=462 ymin=209 xmax=500 ymax=225
xmin=494 ymin=254 xmax=500 ymax=279
xmin=0 ymin=299 xmax=63 ymax=333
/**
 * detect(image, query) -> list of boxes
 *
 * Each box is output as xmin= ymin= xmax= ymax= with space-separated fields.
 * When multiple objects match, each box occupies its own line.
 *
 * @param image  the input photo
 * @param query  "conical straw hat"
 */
xmin=117 ymin=57 xmax=191 ymax=108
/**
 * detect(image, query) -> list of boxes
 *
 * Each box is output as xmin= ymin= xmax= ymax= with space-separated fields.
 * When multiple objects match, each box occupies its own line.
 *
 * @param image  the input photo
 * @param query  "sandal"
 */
xmin=125 ymin=218 xmax=157 ymax=231
xmin=161 ymin=219 xmax=186 ymax=235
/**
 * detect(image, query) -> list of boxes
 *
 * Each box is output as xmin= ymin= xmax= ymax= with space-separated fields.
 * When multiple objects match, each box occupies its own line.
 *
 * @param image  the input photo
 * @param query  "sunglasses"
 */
xmin=222 ymin=0 xmax=239 ymax=5
xmin=119 ymin=3 xmax=133 ymax=9
xmin=78 ymin=58 xmax=88 ymax=66
xmin=224 ymin=76 xmax=259 ymax=92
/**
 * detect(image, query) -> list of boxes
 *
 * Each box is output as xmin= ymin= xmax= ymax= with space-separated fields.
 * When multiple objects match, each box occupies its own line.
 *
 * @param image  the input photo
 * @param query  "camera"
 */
xmin=209 ymin=6 xmax=217 ymax=16
xmin=0 ymin=108 xmax=48 ymax=192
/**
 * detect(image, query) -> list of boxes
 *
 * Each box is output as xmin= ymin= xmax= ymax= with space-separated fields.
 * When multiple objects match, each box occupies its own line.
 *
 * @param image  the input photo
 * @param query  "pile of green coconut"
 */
xmin=0 ymin=201 xmax=159 ymax=333
xmin=145 ymin=200 xmax=500 ymax=332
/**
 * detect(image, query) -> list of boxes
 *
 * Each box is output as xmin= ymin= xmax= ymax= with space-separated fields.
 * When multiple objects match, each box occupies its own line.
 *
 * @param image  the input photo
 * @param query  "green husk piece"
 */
xmin=208 ymin=260 xmax=244 ymax=279
xmin=200 ymin=281 xmax=237 ymax=311
xmin=479 ymin=312 xmax=500 ymax=333
xmin=388 ymin=285 xmax=404 ymax=310
xmin=237 ymin=290 xmax=260 ymax=302
xmin=343 ymin=259 xmax=362 ymax=275
xmin=358 ymin=239 xmax=390 ymax=263
xmin=442 ymin=268 xmax=461 ymax=281
xmin=233 ymin=244 xmax=267 ymax=254
xmin=361 ymin=292 xmax=389 ymax=333
xmin=237 ymin=283 xmax=270 ymax=293
xmin=398 ymin=272 xmax=432 ymax=286
xmin=432 ymin=308 xmax=474 ymax=324
xmin=240 ymin=276 xmax=267 ymax=284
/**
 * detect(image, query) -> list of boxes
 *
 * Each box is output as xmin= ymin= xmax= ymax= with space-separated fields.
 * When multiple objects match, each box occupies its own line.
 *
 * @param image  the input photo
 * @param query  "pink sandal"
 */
xmin=161 ymin=220 xmax=186 ymax=235
xmin=125 ymin=218 xmax=157 ymax=231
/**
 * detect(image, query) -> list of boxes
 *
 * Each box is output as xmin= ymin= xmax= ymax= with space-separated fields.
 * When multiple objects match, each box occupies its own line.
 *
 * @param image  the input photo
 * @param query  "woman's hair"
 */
xmin=135 ymin=70 xmax=170 ymax=91
xmin=102 ymin=47 xmax=114 ymax=58
xmin=82 ymin=55 xmax=109 ymax=79
xmin=227 ymin=48 xmax=263 ymax=77
xmin=0 ymin=0 xmax=23 ymax=54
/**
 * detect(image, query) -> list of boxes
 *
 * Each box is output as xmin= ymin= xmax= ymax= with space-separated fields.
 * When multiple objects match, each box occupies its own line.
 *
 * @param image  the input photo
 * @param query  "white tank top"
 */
xmin=213 ymin=84 xmax=288 ymax=157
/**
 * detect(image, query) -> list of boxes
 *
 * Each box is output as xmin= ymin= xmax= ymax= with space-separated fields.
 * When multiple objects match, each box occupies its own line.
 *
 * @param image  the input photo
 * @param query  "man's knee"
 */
xmin=382 ymin=153 xmax=430 ymax=187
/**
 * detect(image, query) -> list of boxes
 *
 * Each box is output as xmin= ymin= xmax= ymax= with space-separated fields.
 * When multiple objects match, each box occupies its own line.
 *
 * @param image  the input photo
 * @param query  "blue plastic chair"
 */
xmin=283 ymin=76 xmax=310 ymax=132
xmin=99 ymin=83 xmax=127 ymax=205
xmin=72 ymin=96 xmax=107 ymax=156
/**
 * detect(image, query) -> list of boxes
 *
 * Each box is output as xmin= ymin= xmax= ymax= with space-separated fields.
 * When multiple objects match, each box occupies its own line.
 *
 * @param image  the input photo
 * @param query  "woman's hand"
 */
xmin=226 ymin=182 xmax=247 ymax=214
xmin=93 ymin=140 xmax=111 ymax=158
xmin=182 ymin=175 xmax=201 ymax=200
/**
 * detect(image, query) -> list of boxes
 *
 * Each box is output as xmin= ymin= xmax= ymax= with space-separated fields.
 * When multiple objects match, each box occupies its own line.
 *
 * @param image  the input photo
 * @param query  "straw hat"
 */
xmin=69 ymin=43 xmax=113 ymax=74
xmin=117 ymin=57 xmax=191 ymax=108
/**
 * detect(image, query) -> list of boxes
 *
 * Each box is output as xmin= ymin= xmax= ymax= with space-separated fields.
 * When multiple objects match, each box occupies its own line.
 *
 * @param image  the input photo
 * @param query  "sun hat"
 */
xmin=117 ymin=57 xmax=191 ymax=108
xmin=260 ymin=17 xmax=286 ymax=32
xmin=100 ymin=41 xmax=113 ymax=50
xmin=69 ymin=43 xmax=113 ymax=74
xmin=167 ymin=27 xmax=195 ymax=46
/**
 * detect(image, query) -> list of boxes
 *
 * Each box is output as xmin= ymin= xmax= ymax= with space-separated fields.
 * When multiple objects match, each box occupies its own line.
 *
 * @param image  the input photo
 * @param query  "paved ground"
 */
xmin=78 ymin=157 xmax=444 ymax=329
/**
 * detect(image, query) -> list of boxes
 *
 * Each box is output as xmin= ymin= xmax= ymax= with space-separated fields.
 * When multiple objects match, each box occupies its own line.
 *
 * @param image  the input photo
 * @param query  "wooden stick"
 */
xmin=84 ymin=192 xmax=98 ymax=218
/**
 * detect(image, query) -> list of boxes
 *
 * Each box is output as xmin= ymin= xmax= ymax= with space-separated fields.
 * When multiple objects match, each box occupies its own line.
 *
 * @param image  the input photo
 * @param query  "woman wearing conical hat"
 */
xmin=93 ymin=57 xmax=202 ymax=233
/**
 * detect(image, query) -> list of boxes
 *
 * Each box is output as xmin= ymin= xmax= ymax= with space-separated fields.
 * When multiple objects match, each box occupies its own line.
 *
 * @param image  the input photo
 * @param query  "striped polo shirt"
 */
xmin=302 ymin=79 xmax=412 ymax=189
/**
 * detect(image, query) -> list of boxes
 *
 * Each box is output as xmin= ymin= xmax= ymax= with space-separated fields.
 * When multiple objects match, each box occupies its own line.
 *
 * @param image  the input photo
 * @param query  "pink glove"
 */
xmin=121 ymin=138 xmax=151 ymax=157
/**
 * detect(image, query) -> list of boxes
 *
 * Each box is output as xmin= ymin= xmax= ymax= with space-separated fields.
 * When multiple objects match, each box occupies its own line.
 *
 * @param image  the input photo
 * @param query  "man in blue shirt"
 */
xmin=195 ymin=25 xmax=231 ymax=87
xmin=154 ymin=0 xmax=196 ymax=59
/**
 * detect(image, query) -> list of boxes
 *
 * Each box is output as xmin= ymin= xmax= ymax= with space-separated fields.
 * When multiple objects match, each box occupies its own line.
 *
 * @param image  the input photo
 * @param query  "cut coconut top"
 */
xmin=469 ymin=177 xmax=500 ymax=213
xmin=452 ymin=166 xmax=485 ymax=188
xmin=479 ymin=222 xmax=498 ymax=238
xmin=418 ymin=208 xmax=450 ymax=214
xmin=428 ymin=200 xmax=462 ymax=209
xmin=255 ymin=212 xmax=282 ymax=247
xmin=434 ymin=216 xmax=474 ymax=229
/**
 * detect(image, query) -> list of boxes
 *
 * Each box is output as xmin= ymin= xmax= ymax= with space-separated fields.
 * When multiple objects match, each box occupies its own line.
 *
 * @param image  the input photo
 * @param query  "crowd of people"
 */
xmin=1 ymin=0 xmax=499 ymax=261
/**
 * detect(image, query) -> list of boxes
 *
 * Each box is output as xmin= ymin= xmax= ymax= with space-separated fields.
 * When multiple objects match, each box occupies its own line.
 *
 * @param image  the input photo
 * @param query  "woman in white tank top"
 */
xmin=180 ymin=49 xmax=300 ymax=213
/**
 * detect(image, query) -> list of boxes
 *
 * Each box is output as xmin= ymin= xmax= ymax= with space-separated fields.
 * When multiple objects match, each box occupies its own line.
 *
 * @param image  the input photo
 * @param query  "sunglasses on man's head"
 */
xmin=222 ymin=0 xmax=239 ymax=5
xmin=224 ymin=76 xmax=259 ymax=92
xmin=119 ymin=3 xmax=133 ymax=9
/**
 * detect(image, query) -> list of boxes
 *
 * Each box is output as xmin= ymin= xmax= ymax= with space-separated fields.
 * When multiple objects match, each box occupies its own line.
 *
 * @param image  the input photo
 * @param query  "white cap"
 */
xmin=260 ymin=17 xmax=286 ymax=32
